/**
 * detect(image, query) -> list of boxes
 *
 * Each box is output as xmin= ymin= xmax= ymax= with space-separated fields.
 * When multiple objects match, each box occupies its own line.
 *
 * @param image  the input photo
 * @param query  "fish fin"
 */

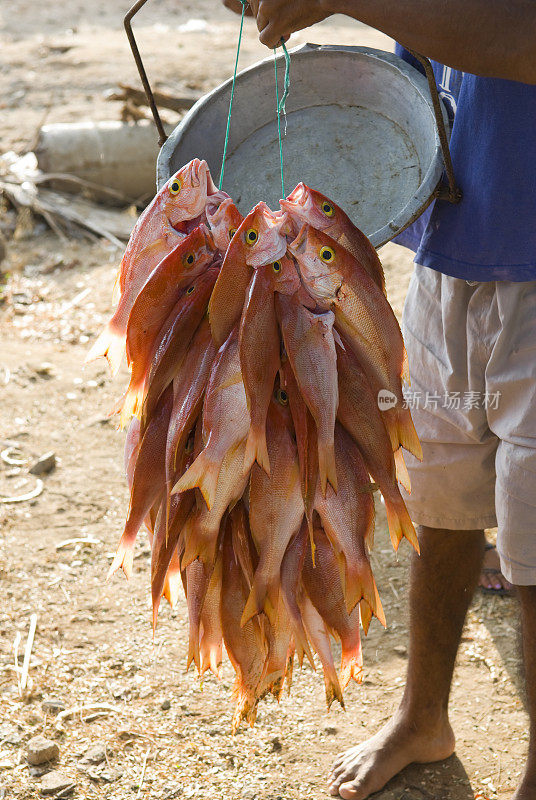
xmin=172 ymin=452 xmax=220 ymax=510
xmin=118 ymin=382 xmax=145 ymax=430
xmin=360 ymin=599 xmax=373 ymax=635
xmin=241 ymin=575 xmax=277 ymax=628
xmin=152 ymin=595 xmax=161 ymax=636
xmin=111 ymin=268 xmax=122 ymax=306
xmin=163 ymin=569 xmax=182 ymax=609
xmin=318 ymin=440 xmax=337 ymax=496
xmin=402 ymin=346 xmax=411 ymax=385
xmin=243 ymin=427 xmax=271 ymax=476
xmin=85 ymin=325 xmax=125 ymax=376
xmin=397 ymin=406 xmax=423 ymax=461
xmin=384 ymin=495 xmax=420 ymax=555
xmin=394 ymin=447 xmax=411 ymax=493
xmin=107 ymin=540 xmax=134 ymax=581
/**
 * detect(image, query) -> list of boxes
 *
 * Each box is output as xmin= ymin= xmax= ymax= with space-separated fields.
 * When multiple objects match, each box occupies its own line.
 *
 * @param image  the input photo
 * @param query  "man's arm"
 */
xmin=247 ymin=0 xmax=536 ymax=84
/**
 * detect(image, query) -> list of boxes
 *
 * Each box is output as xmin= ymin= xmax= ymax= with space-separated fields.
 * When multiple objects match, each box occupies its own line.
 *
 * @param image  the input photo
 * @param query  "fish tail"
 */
xmin=394 ymin=447 xmax=411 ymax=493
xmin=243 ymin=426 xmax=271 ymax=476
xmin=396 ymin=406 xmax=423 ymax=460
xmin=172 ymin=452 xmax=220 ymax=510
xmin=85 ymin=324 xmax=125 ymax=376
xmin=322 ymin=662 xmax=345 ymax=711
xmin=360 ymin=567 xmax=386 ymax=628
xmin=107 ymin=538 xmax=134 ymax=581
xmin=340 ymin=639 xmax=363 ymax=689
xmin=200 ymin=639 xmax=223 ymax=680
xmin=241 ymin=573 xmax=277 ymax=628
xmin=231 ymin=679 xmax=257 ymax=733
xmin=318 ymin=439 xmax=338 ymax=496
xmin=187 ymin=622 xmax=201 ymax=674
xmin=384 ymin=493 xmax=420 ymax=555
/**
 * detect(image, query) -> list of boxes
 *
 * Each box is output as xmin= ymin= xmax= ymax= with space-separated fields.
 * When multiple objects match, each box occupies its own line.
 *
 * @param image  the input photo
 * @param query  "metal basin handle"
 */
xmin=124 ymin=0 xmax=461 ymax=204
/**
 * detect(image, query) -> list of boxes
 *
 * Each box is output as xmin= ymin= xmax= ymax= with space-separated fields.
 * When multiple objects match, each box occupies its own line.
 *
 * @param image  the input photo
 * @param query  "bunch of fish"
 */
xmin=87 ymin=158 xmax=421 ymax=730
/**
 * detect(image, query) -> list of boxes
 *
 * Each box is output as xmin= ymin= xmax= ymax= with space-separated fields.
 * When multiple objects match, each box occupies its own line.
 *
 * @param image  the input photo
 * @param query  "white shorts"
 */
xmin=400 ymin=264 xmax=536 ymax=585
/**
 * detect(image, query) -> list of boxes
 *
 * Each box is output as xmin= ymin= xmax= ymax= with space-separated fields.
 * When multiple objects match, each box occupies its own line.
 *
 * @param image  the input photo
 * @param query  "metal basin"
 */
xmin=157 ymin=43 xmax=449 ymax=248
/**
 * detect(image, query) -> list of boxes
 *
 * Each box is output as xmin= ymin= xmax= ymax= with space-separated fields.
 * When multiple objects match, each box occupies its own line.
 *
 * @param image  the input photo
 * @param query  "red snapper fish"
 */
xmin=280 ymin=183 xmax=385 ymax=294
xmin=289 ymin=224 xmax=422 ymax=461
xmin=208 ymin=202 xmax=288 ymax=347
xmin=87 ymin=158 xmax=220 ymax=374
xmin=173 ymin=327 xmax=250 ymax=509
xmin=276 ymin=291 xmax=338 ymax=496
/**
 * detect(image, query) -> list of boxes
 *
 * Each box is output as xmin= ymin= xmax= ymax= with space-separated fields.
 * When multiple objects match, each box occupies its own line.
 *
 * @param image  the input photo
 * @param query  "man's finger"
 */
xmin=259 ymin=21 xmax=288 ymax=49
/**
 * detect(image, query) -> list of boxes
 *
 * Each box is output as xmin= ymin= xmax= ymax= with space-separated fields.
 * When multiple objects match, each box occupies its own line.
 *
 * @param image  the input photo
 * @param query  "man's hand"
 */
xmin=221 ymin=0 xmax=252 ymax=17
xmin=249 ymin=0 xmax=334 ymax=48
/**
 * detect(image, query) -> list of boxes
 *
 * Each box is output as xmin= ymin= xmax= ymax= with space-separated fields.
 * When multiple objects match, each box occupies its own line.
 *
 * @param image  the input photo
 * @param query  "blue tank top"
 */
xmin=394 ymin=45 xmax=536 ymax=282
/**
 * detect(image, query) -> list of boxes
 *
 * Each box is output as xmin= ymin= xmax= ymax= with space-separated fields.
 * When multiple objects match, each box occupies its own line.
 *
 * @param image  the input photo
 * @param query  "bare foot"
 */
xmin=479 ymin=544 xmax=513 ymax=594
xmin=327 ymin=709 xmax=455 ymax=799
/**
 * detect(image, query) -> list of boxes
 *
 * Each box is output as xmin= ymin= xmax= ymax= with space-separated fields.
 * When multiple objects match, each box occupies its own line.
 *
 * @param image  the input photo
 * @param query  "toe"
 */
xmin=339 ymin=779 xmax=366 ymax=800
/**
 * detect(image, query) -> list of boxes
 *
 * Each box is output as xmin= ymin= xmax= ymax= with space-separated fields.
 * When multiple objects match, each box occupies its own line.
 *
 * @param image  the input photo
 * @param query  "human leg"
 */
xmin=328 ymin=525 xmax=485 ymax=799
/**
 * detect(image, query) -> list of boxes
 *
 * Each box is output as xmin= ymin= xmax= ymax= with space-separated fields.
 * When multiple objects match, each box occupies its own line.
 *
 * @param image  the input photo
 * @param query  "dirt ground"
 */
xmin=0 ymin=3 xmax=529 ymax=799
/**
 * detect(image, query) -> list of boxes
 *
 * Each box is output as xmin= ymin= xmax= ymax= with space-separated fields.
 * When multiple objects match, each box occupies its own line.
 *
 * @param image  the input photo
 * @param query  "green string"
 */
xmin=274 ymin=40 xmax=291 ymax=198
xmin=219 ymin=6 xmax=291 ymax=199
xmin=218 ymin=0 xmax=247 ymax=190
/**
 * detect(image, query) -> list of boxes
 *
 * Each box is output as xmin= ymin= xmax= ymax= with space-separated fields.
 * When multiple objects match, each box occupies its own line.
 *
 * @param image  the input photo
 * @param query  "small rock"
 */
xmin=81 ymin=743 xmax=106 ymax=765
xmin=393 ymin=645 xmax=408 ymax=657
xmin=27 ymin=714 xmax=43 ymax=726
xmin=41 ymin=771 xmax=75 ymax=796
xmin=99 ymin=766 xmax=123 ymax=783
xmin=42 ymin=699 xmax=65 ymax=716
xmin=29 ymin=452 xmax=56 ymax=476
xmin=270 ymin=736 xmax=282 ymax=752
xmin=27 ymin=735 xmax=60 ymax=766
xmin=324 ymin=726 xmax=338 ymax=735
xmin=35 ymin=362 xmax=55 ymax=378
xmin=160 ymin=699 xmax=171 ymax=711
xmin=241 ymin=792 xmax=256 ymax=800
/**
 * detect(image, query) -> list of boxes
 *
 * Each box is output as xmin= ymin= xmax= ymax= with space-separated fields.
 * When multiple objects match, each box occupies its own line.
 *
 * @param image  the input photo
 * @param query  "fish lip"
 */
xmin=288 ymin=224 xmax=308 ymax=255
xmin=284 ymin=182 xmax=307 ymax=206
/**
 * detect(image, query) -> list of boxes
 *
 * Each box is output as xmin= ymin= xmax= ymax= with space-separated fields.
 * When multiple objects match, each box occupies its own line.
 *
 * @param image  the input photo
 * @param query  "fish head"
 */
xmin=162 ymin=159 xmax=213 ymax=226
xmin=269 ymin=379 xmax=294 ymax=431
xmin=288 ymin=224 xmax=343 ymax=301
xmin=233 ymin=202 xmax=287 ymax=268
xmin=267 ymin=254 xmax=301 ymax=296
xmin=205 ymin=197 xmax=244 ymax=255
xmin=280 ymin=183 xmax=347 ymax=237
xmin=175 ymin=224 xmax=216 ymax=279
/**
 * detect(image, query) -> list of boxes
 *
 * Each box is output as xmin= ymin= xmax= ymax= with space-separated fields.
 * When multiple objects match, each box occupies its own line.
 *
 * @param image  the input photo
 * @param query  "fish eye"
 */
xmin=272 ymin=260 xmax=282 ymax=273
xmin=169 ymin=178 xmax=182 ymax=195
xmin=245 ymin=228 xmax=258 ymax=246
xmin=321 ymin=201 xmax=334 ymax=217
xmin=186 ymin=285 xmax=195 ymax=294
xmin=276 ymin=388 xmax=288 ymax=406
xmin=319 ymin=246 xmax=335 ymax=263
xmin=229 ymin=228 xmax=237 ymax=240
xmin=184 ymin=253 xmax=195 ymax=267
